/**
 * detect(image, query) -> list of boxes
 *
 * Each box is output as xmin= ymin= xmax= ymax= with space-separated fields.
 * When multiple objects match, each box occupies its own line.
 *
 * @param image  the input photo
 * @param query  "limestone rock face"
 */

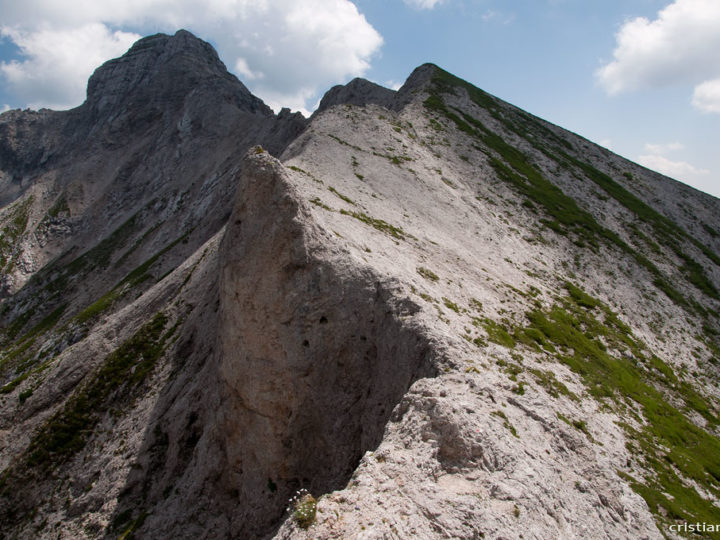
xmin=1 ymin=30 xmax=719 ymax=540
xmin=213 ymin=149 xmax=436 ymax=537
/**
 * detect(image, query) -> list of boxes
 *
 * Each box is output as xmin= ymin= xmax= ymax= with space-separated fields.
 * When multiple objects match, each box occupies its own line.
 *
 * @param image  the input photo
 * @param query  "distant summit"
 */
xmin=84 ymin=29 xmax=271 ymax=117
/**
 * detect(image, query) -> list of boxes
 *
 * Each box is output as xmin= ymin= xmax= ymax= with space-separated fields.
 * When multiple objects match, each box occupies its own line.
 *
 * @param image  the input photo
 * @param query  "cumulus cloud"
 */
xmin=637 ymin=154 xmax=709 ymax=180
xmin=597 ymin=0 xmax=720 ymax=112
xmin=692 ymin=77 xmax=720 ymax=113
xmin=638 ymin=138 xmax=708 ymax=181
xmin=0 ymin=24 xmax=139 ymax=110
xmin=643 ymin=141 xmax=684 ymax=154
xmin=403 ymin=0 xmax=445 ymax=9
xmin=481 ymin=10 xmax=514 ymax=24
xmin=0 ymin=0 xmax=383 ymax=112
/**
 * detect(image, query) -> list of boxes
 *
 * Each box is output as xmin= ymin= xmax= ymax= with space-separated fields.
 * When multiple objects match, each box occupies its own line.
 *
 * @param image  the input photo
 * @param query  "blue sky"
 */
xmin=0 ymin=0 xmax=718 ymax=197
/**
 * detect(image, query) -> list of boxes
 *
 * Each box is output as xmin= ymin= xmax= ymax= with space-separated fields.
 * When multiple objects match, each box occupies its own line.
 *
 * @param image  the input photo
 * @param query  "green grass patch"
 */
xmin=491 ymin=410 xmax=518 ymax=438
xmin=66 ymin=213 xmax=138 ymax=274
xmin=25 ymin=313 xmax=169 ymax=469
xmin=74 ymin=290 xmax=121 ymax=324
xmin=0 ymin=370 xmax=31 ymax=395
xmin=73 ymin=231 xmax=191 ymax=325
xmin=469 ymin=298 xmax=483 ymax=312
xmin=558 ymin=153 xmax=720 ymax=302
xmin=339 ymin=209 xmax=409 ymax=240
xmin=442 ymin=297 xmax=461 ymax=313
xmin=328 ymin=186 xmax=356 ymax=205
xmin=288 ymin=166 xmax=323 ymax=184
xmin=417 ymin=266 xmax=439 ymax=282
xmin=12 ymin=303 xmax=67 ymax=344
xmin=528 ymin=368 xmax=578 ymax=400
xmin=327 ymin=133 xmax=363 ymax=152
xmin=309 ymin=198 xmax=332 ymax=211
xmin=516 ymin=284 xmax=720 ymax=530
xmin=3 ymin=310 xmax=33 ymax=341
xmin=480 ymin=318 xmax=516 ymax=348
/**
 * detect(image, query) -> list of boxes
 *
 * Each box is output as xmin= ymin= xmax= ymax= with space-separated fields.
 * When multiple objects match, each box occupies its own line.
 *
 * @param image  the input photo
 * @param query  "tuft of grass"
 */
xmin=328 ymin=186 xmax=356 ymax=205
xmin=289 ymin=489 xmax=317 ymax=529
xmin=528 ymin=368 xmax=578 ymax=401
xmin=116 ymin=511 xmax=149 ymax=539
xmin=339 ymin=209 xmax=409 ymax=240
xmin=442 ymin=297 xmax=461 ymax=313
xmin=288 ymin=165 xmax=323 ymax=184
xmin=469 ymin=298 xmax=483 ymax=312
xmin=0 ymin=371 xmax=31 ymax=395
xmin=417 ymin=266 xmax=439 ymax=282
xmin=74 ymin=290 xmax=121 ymax=324
xmin=327 ymin=133 xmax=362 ymax=151
xmin=491 ymin=410 xmax=518 ymax=438
xmin=5 ymin=303 xmax=67 ymax=344
xmin=73 ymin=231 xmax=191 ymax=325
xmin=480 ymin=318 xmax=516 ymax=348
xmin=65 ymin=214 xmax=138 ymax=274
xmin=309 ymin=198 xmax=332 ymax=211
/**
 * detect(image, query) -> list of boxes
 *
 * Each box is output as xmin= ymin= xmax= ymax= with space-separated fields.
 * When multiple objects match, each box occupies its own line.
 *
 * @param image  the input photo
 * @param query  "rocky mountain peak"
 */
xmin=399 ymin=62 xmax=441 ymax=91
xmin=315 ymin=77 xmax=397 ymax=114
xmin=313 ymin=63 xmax=457 ymax=115
xmin=84 ymin=29 xmax=271 ymax=118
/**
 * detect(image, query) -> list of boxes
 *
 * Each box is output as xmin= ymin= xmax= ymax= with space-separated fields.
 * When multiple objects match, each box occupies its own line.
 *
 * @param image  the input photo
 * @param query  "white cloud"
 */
xmin=234 ymin=57 xmax=263 ymax=81
xmin=637 ymin=153 xmax=709 ymax=180
xmin=403 ymin=0 xmax=445 ymax=9
xmin=692 ymin=77 xmax=720 ymax=113
xmin=643 ymin=141 xmax=684 ymax=154
xmin=0 ymin=24 xmax=139 ymax=110
xmin=481 ymin=10 xmax=514 ymax=24
xmin=638 ymin=138 xmax=709 ymax=183
xmin=482 ymin=10 xmax=498 ymax=21
xmin=0 ymin=0 xmax=383 ymax=112
xmin=597 ymin=0 xmax=720 ymax=107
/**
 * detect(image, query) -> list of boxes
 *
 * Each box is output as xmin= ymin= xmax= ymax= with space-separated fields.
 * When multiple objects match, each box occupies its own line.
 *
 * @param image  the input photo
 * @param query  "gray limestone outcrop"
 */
xmin=316 ymin=78 xmax=397 ymax=114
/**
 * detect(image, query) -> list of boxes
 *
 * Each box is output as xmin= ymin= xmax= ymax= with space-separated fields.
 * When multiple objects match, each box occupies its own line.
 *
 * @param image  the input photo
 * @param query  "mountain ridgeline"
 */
xmin=0 ymin=30 xmax=719 ymax=539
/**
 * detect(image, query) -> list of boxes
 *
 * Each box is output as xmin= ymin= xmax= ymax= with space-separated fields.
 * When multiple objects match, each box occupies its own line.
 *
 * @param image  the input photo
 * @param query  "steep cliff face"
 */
xmin=216 ymin=150 xmax=438 ymax=537
xmin=1 ymin=31 xmax=719 ymax=540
